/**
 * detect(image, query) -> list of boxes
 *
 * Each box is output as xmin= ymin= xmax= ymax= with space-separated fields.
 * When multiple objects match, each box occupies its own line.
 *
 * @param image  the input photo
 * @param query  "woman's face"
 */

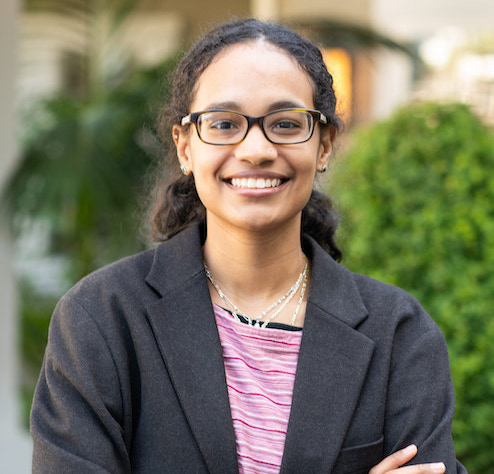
xmin=174 ymin=41 xmax=333 ymax=237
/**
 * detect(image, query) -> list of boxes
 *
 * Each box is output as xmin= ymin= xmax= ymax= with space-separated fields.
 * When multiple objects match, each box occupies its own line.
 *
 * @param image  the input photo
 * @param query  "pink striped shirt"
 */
xmin=213 ymin=304 xmax=303 ymax=474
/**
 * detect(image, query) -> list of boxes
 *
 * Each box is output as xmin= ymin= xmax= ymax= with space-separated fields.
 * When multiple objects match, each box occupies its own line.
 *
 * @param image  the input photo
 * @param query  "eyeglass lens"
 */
xmin=197 ymin=110 xmax=314 ymax=145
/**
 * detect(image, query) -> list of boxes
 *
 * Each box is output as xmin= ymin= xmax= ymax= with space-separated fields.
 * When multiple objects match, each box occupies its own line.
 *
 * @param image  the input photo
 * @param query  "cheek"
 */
xmin=192 ymin=176 xmax=216 ymax=215
xmin=189 ymin=151 xmax=219 ymax=178
xmin=295 ymin=160 xmax=317 ymax=197
xmin=300 ymin=147 xmax=321 ymax=175
xmin=188 ymin=152 xmax=224 ymax=204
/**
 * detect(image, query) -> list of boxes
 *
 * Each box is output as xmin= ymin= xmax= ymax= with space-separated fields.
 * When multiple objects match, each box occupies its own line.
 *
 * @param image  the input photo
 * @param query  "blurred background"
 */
xmin=1 ymin=0 xmax=493 ymax=472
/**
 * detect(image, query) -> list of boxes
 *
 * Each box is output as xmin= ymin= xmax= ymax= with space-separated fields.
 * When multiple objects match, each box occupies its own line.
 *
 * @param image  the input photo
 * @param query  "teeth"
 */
xmin=231 ymin=178 xmax=282 ymax=189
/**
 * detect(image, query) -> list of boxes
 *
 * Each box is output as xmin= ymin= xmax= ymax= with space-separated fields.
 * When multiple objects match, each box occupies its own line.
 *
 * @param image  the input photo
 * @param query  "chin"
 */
xmin=236 ymin=213 xmax=302 ymax=235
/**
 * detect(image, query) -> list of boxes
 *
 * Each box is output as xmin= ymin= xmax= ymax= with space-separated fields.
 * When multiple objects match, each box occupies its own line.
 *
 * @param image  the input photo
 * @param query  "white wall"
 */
xmin=282 ymin=0 xmax=370 ymax=24
xmin=372 ymin=0 xmax=494 ymax=39
xmin=0 ymin=0 xmax=33 ymax=472
xmin=371 ymin=0 xmax=494 ymax=123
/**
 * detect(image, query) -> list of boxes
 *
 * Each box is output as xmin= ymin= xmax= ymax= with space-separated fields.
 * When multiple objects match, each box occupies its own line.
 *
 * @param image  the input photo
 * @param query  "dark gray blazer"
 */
xmin=31 ymin=225 xmax=466 ymax=473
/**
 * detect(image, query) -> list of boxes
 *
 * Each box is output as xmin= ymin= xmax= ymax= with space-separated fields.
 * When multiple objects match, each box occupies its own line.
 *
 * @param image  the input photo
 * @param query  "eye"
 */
xmin=201 ymin=112 xmax=244 ymax=135
xmin=273 ymin=119 xmax=302 ymax=130
xmin=210 ymin=120 xmax=239 ymax=131
xmin=270 ymin=118 xmax=304 ymax=136
xmin=266 ymin=110 xmax=310 ymax=137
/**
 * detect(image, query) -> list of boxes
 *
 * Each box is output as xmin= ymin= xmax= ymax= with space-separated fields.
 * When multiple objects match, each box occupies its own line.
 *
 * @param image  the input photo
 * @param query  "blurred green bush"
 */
xmin=331 ymin=102 xmax=494 ymax=473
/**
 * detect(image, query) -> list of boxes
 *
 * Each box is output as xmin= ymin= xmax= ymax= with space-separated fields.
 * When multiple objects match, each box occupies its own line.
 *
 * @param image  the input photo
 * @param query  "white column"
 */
xmin=367 ymin=0 xmax=414 ymax=121
xmin=0 ymin=0 xmax=33 ymax=472
xmin=250 ymin=0 xmax=281 ymax=21
xmin=368 ymin=49 xmax=413 ymax=120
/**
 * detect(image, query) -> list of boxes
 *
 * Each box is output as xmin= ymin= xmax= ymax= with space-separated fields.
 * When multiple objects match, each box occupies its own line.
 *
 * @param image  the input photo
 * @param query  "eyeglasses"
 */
xmin=180 ymin=108 xmax=328 ymax=145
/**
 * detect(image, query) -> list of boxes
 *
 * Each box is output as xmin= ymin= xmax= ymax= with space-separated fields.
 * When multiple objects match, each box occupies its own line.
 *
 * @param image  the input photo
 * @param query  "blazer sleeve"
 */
xmin=384 ymin=314 xmax=467 ymax=473
xmin=31 ymin=293 xmax=132 ymax=473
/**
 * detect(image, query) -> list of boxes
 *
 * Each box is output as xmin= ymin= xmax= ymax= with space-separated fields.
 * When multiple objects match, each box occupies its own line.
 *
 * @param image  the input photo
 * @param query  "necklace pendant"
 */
xmin=204 ymin=256 xmax=309 ymax=329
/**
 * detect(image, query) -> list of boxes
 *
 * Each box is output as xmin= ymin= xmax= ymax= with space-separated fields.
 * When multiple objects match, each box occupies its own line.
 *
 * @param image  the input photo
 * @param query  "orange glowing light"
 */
xmin=322 ymin=48 xmax=353 ymax=123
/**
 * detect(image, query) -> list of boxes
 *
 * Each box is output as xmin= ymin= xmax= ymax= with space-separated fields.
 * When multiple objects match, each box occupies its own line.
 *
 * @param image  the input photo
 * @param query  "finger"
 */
xmin=370 ymin=444 xmax=418 ymax=474
xmin=396 ymin=462 xmax=446 ymax=474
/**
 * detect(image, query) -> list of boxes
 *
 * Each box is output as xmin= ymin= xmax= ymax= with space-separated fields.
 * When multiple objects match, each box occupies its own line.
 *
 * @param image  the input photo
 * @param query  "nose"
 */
xmin=233 ymin=122 xmax=276 ymax=165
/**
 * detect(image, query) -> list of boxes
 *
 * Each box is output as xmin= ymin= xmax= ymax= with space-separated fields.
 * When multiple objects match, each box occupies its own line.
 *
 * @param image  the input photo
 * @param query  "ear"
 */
xmin=316 ymin=126 xmax=335 ymax=172
xmin=173 ymin=124 xmax=193 ymax=175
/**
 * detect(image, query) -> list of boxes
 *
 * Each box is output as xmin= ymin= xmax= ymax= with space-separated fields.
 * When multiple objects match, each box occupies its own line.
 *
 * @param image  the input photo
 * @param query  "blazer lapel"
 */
xmin=144 ymin=227 xmax=239 ymax=474
xmin=280 ymin=240 xmax=375 ymax=474
xmin=143 ymin=227 xmax=374 ymax=474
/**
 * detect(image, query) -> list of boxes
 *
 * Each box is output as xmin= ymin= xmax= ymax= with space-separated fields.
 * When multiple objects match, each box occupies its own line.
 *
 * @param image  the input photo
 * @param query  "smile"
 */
xmin=230 ymin=178 xmax=283 ymax=189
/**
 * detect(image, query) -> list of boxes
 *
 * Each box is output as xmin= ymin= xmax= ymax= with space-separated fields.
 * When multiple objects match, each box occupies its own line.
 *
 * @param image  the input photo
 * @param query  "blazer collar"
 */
xmin=145 ymin=225 xmax=374 ymax=474
xmin=302 ymin=233 xmax=369 ymax=328
xmin=145 ymin=225 xmax=369 ymax=328
xmin=146 ymin=224 xmax=206 ymax=297
xmin=281 ymin=236 xmax=374 ymax=473
xmin=145 ymin=225 xmax=239 ymax=473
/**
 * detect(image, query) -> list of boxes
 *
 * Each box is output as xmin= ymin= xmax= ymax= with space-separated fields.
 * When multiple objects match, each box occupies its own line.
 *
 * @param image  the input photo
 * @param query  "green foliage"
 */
xmin=3 ymin=55 xmax=178 ymax=424
xmin=4 ymin=58 xmax=176 ymax=280
xmin=331 ymin=102 xmax=494 ymax=473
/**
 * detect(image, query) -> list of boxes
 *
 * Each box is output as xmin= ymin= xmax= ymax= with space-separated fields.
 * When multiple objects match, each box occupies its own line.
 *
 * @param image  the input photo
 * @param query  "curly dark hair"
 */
xmin=150 ymin=18 xmax=343 ymax=261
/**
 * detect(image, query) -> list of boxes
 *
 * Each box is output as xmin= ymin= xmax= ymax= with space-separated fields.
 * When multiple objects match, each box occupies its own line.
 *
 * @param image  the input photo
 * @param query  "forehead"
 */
xmin=191 ymin=41 xmax=315 ymax=112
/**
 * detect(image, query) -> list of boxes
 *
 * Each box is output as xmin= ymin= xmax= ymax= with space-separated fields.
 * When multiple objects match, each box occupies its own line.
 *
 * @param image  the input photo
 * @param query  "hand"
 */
xmin=369 ymin=445 xmax=446 ymax=474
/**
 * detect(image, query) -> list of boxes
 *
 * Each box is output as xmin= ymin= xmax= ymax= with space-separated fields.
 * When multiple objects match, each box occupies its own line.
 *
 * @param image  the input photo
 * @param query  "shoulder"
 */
xmin=306 ymin=235 xmax=440 ymax=336
xmin=352 ymin=271 xmax=429 ymax=314
xmin=46 ymin=249 xmax=160 ymax=354
xmin=62 ymin=247 xmax=157 ymax=311
xmin=345 ymin=272 xmax=447 ymax=366
xmin=351 ymin=272 xmax=438 ymax=332
xmin=57 ymin=225 xmax=204 ymax=322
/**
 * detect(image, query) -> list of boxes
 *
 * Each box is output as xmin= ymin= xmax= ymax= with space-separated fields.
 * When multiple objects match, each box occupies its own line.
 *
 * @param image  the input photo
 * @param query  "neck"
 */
xmin=202 ymin=216 xmax=307 ymax=316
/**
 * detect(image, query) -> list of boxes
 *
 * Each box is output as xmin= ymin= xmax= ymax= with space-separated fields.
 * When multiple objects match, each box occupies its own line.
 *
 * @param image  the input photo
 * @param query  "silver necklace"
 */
xmin=204 ymin=257 xmax=309 ymax=327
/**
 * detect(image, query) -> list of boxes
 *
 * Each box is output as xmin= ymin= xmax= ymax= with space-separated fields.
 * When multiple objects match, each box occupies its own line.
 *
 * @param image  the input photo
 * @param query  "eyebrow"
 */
xmin=201 ymin=100 xmax=310 ymax=113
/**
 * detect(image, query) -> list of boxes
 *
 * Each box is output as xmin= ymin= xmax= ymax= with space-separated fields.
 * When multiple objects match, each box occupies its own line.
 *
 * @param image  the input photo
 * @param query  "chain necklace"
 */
xmin=204 ymin=257 xmax=309 ymax=327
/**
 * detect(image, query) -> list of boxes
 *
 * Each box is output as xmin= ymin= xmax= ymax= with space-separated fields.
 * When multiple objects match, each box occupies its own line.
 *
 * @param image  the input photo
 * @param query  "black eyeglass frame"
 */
xmin=180 ymin=108 xmax=328 ymax=145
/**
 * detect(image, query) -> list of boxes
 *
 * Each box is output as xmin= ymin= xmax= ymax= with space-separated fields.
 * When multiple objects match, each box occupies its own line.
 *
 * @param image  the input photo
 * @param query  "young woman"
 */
xmin=31 ymin=19 xmax=466 ymax=473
